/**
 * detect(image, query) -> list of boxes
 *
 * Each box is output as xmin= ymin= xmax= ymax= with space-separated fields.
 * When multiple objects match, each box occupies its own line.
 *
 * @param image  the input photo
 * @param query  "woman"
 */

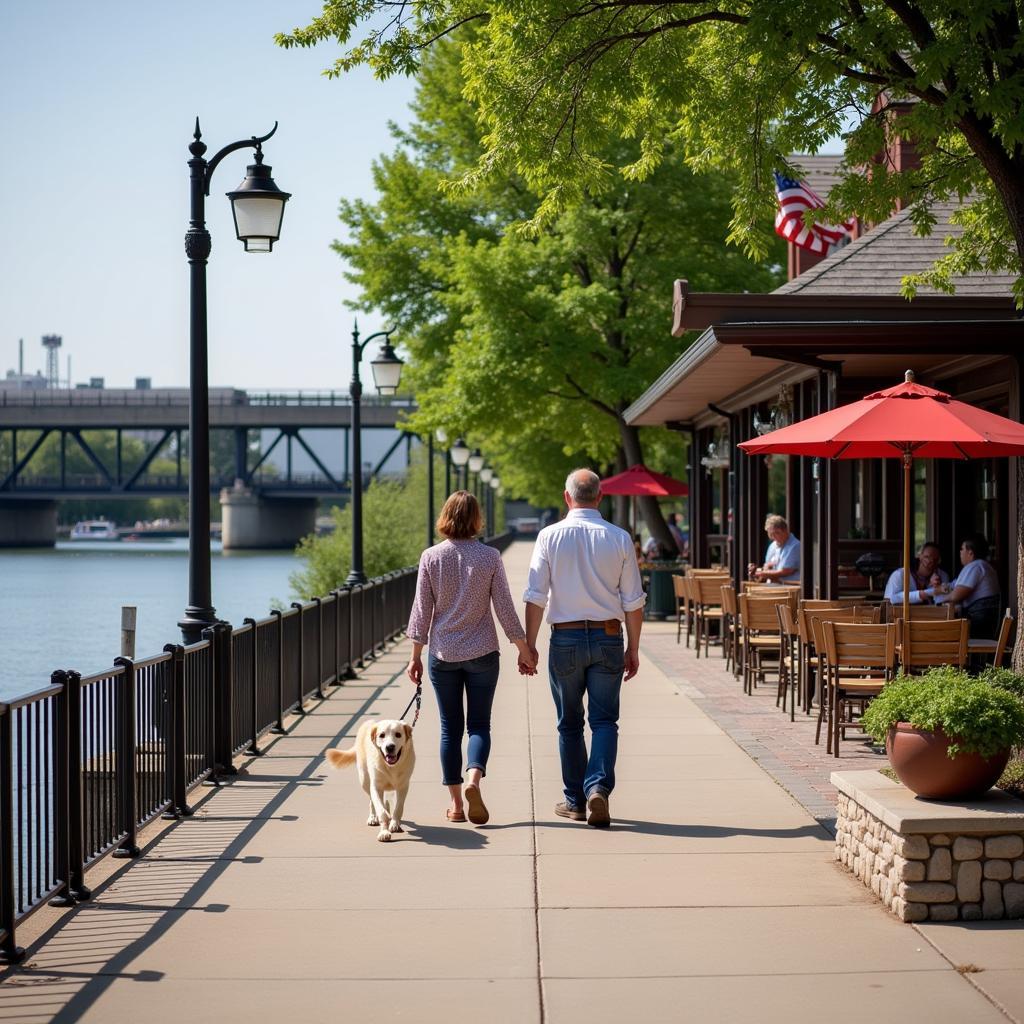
xmin=934 ymin=533 xmax=1002 ymax=639
xmin=406 ymin=491 xmax=535 ymax=824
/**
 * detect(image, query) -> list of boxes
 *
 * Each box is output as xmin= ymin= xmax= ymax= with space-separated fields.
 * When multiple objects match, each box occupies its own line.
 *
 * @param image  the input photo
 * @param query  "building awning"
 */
xmin=625 ymin=282 xmax=1022 ymax=427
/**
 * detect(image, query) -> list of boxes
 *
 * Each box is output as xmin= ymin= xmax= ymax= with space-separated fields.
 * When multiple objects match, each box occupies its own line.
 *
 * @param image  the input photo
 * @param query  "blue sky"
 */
xmin=1 ymin=1 xmax=417 ymax=391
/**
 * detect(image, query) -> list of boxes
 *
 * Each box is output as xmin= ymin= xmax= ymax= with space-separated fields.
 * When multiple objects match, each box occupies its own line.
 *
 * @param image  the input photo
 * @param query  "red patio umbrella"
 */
xmin=600 ymin=464 xmax=689 ymax=543
xmin=599 ymin=464 xmax=689 ymax=496
xmin=738 ymin=370 xmax=1024 ymax=621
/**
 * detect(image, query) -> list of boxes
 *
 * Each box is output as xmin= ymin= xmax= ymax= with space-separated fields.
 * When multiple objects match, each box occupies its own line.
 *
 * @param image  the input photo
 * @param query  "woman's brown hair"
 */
xmin=436 ymin=490 xmax=483 ymax=540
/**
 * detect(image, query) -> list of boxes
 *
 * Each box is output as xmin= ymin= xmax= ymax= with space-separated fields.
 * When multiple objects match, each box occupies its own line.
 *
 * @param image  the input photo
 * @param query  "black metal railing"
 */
xmin=0 ymin=565 xmax=417 ymax=964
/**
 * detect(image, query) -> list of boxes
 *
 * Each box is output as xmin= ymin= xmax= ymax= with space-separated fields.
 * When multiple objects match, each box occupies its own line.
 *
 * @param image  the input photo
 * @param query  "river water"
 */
xmin=0 ymin=540 xmax=299 ymax=703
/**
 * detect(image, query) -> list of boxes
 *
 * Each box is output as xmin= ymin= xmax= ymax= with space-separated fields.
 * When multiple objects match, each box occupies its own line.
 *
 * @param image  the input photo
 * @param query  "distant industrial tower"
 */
xmin=42 ymin=334 xmax=62 ymax=389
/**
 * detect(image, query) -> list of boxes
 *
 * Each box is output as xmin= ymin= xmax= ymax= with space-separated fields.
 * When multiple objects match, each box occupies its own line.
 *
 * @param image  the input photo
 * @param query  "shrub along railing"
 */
xmin=0 ymin=566 xmax=419 ymax=964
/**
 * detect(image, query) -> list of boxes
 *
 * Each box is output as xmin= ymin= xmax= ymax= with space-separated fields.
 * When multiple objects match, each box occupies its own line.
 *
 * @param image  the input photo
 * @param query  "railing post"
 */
xmin=312 ymin=597 xmax=326 ymax=699
xmin=47 ymin=671 xmax=75 ymax=910
xmin=64 ymin=671 xmax=92 ymax=899
xmin=271 ymin=610 xmax=286 ymax=734
xmin=209 ymin=623 xmax=237 ymax=779
xmin=243 ymin=617 xmax=262 ymax=755
xmin=331 ymin=589 xmax=343 ymax=685
xmin=0 ymin=700 xmax=25 ymax=963
xmin=290 ymin=602 xmax=307 ymax=714
xmin=161 ymin=644 xmax=193 ymax=818
xmin=112 ymin=657 xmax=141 ymax=858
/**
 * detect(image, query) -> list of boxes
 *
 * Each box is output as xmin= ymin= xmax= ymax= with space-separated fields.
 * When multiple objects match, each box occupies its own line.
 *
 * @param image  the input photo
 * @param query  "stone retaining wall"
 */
xmin=832 ymin=770 xmax=1024 ymax=923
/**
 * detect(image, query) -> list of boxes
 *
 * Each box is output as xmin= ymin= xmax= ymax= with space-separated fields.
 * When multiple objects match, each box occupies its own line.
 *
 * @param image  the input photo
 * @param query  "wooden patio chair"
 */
xmin=795 ymin=601 xmax=868 ymax=715
xmin=968 ymin=608 xmax=1015 ymax=668
xmin=776 ymin=602 xmax=801 ymax=719
xmin=821 ymin=621 xmax=897 ymax=757
xmin=693 ymin=574 xmax=729 ymax=658
xmin=738 ymin=593 xmax=792 ymax=695
xmin=720 ymin=584 xmax=741 ymax=676
xmin=808 ymin=606 xmax=882 ymax=745
xmin=890 ymin=603 xmax=957 ymax=621
xmin=898 ymin=618 xmax=970 ymax=672
xmin=672 ymin=573 xmax=688 ymax=645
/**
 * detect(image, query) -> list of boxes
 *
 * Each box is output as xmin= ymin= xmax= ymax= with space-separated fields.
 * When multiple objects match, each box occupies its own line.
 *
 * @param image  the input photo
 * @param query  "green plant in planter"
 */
xmin=862 ymin=668 xmax=1024 ymax=759
xmin=980 ymin=666 xmax=1024 ymax=703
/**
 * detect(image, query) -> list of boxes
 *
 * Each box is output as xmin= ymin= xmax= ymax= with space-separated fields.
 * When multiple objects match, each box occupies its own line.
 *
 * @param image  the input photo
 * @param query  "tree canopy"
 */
xmin=329 ymin=35 xmax=783 ymax=541
xmin=279 ymin=0 xmax=1024 ymax=301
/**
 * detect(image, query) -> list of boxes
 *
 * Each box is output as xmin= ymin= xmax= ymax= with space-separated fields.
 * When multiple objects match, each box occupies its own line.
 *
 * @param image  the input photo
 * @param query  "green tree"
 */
xmin=331 ymin=37 xmax=783 ymax=548
xmin=280 ymin=1 xmax=1024 ymax=298
xmin=290 ymin=454 xmax=441 ymax=597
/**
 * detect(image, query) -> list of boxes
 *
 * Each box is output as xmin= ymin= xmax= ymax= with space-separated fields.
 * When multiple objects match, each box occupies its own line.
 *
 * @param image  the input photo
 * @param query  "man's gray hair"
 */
xmin=566 ymin=468 xmax=601 ymax=505
xmin=764 ymin=514 xmax=788 ymax=531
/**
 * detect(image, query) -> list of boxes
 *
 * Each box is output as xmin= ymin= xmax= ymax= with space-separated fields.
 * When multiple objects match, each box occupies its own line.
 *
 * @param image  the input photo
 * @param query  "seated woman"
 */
xmin=934 ymin=533 xmax=1002 ymax=639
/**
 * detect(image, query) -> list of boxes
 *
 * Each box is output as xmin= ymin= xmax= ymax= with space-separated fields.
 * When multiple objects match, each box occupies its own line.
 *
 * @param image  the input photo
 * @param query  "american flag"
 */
xmin=774 ymin=172 xmax=855 ymax=254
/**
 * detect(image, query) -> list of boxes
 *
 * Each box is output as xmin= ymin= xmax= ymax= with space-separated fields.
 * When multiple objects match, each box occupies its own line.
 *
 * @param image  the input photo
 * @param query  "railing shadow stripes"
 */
xmin=0 ymin=561 xmax=429 ymax=964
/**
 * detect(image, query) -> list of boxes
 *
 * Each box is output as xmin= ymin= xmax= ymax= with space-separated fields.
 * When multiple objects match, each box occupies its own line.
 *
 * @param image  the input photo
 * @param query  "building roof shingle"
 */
xmin=774 ymin=200 xmax=1015 ymax=297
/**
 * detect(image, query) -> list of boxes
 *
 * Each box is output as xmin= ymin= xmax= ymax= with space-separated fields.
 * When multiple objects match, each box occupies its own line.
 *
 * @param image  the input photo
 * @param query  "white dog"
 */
xmin=325 ymin=719 xmax=416 ymax=842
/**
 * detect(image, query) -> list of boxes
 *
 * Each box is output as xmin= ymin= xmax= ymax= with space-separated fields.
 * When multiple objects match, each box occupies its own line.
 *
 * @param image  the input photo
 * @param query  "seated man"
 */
xmin=748 ymin=514 xmax=800 ymax=584
xmin=883 ymin=541 xmax=949 ymax=605
xmin=934 ymin=533 xmax=1002 ymax=639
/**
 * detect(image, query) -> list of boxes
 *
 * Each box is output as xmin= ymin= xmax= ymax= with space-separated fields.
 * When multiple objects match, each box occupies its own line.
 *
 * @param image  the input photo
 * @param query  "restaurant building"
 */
xmin=625 ymin=167 xmax=1022 ymax=609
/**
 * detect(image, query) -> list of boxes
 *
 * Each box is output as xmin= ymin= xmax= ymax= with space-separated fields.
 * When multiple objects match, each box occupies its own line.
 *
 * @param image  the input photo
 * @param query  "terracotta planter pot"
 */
xmin=886 ymin=723 xmax=1010 ymax=800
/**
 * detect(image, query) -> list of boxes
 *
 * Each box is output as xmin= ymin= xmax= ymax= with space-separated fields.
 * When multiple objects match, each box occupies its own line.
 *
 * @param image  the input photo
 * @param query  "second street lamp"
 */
xmin=180 ymin=119 xmax=289 ymax=645
xmin=345 ymin=322 xmax=403 ymax=586
xmin=450 ymin=437 xmax=470 ymax=488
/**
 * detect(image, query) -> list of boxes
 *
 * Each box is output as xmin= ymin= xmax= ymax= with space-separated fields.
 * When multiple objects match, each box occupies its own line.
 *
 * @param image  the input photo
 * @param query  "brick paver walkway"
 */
xmin=642 ymin=619 xmax=888 ymax=831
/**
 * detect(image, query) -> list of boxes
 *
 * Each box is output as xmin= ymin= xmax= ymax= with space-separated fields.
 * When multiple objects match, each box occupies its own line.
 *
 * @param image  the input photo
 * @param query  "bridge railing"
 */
xmin=0 ymin=388 xmax=417 ymax=409
xmin=0 ymin=565 xmax=418 ymax=964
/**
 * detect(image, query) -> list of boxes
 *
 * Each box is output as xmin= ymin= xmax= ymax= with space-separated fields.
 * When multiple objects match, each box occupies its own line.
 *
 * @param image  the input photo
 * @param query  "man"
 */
xmin=748 ymin=514 xmax=800 ymax=584
xmin=523 ymin=468 xmax=646 ymax=828
xmin=883 ymin=541 xmax=948 ymax=605
xmin=934 ymin=534 xmax=1002 ymax=639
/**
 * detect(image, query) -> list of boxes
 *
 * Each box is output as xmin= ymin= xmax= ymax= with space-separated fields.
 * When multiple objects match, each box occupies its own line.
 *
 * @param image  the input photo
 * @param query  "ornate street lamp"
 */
xmin=180 ymin=119 xmax=289 ymax=644
xmin=479 ymin=467 xmax=494 ymax=535
xmin=468 ymin=448 xmax=484 ymax=473
xmin=435 ymin=428 xmax=451 ymax=496
xmin=345 ymin=322 xmax=404 ymax=586
xmin=450 ymin=437 xmax=470 ymax=488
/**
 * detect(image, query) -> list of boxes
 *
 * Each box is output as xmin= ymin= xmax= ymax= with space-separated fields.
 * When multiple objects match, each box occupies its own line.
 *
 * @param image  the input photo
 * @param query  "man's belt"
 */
xmin=551 ymin=619 xmax=622 ymax=635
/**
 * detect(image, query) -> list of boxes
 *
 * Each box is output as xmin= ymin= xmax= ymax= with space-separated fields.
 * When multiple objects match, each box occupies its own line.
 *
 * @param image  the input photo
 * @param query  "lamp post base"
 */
xmin=344 ymin=570 xmax=367 ymax=587
xmin=179 ymin=606 xmax=218 ymax=646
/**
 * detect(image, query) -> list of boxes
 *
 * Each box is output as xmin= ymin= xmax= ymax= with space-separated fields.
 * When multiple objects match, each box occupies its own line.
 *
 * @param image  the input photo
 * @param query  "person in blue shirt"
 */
xmin=883 ymin=541 xmax=949 ymax=605
xmin=933 ymin=533 xmax=1002 ymax=638
xmin=748 ymin=514 xmax=800 ymax=584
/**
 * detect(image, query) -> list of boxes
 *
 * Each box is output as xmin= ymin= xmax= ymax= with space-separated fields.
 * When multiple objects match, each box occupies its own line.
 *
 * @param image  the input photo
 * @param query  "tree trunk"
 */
xmin=612 ymin=447 xmax=629 ymax=528
xmin=618 ymin=417 xmax=676 ymax=554
xmin=957 ymin=125 xmax=1024 ymax=672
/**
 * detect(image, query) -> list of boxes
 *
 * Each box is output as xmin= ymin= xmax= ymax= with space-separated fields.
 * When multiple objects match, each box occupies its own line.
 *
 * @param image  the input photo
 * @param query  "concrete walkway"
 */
xmin=2 ymin=540 xmax=1021 ymax=1022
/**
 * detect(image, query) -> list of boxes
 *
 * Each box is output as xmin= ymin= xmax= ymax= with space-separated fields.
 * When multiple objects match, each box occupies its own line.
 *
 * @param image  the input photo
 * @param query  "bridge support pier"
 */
xmin=0 ymin=500 xmax=58 ymax=548
xmin=219 ymin=487 xmax=317 ymax=550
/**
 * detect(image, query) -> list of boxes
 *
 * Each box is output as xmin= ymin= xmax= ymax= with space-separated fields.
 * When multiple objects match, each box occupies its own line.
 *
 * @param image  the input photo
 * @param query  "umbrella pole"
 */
xmin=902 ymin=451 xmax=912 ymax=626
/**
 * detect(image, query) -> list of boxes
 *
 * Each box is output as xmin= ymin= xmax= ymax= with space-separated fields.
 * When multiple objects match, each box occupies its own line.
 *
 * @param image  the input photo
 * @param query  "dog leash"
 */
xmin=399 ymin=684 xmax=422 ymax=728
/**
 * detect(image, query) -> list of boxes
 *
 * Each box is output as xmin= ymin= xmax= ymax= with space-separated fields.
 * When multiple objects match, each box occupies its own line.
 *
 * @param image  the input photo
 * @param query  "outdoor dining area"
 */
xmin=674 ymin=573 xmax=1015 ymax=756
xmin=664 ymin=369 xmax=1024 ymax=759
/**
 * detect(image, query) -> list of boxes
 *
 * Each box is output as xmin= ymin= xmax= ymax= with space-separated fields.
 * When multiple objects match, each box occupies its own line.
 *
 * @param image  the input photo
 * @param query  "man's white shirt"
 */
xmin=524 ymin=508 xmax=647 ymax=622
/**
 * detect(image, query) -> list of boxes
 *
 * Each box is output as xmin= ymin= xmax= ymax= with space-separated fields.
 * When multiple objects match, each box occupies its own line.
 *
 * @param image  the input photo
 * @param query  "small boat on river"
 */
xmin=69 ymin=520 xmax=119 ymax=541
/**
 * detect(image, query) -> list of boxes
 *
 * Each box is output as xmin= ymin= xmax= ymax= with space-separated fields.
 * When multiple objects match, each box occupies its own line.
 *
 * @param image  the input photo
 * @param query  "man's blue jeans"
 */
xmin=428 ymin=651 xmax=500 ymax=786
xmin=547 ymin=627 xmax=624 ymax=809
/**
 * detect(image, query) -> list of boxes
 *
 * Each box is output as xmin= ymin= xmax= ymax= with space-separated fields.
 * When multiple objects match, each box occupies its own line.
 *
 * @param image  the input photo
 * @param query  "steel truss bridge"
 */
xmin=0 ymin=388 xmax=416 ymax=499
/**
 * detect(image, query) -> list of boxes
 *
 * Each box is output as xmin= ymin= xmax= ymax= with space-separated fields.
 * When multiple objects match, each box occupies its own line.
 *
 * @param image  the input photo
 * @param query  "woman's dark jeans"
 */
xmin=428 ymin=650 xmax=500 ymax=785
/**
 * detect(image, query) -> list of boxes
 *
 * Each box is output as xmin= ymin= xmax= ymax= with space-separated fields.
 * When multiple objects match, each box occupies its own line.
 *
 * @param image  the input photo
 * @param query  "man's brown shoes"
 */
xmin=586 ymin=792 xmax=610 ymax=828
xmin=554 ymin=801 xmax=586 ymax=821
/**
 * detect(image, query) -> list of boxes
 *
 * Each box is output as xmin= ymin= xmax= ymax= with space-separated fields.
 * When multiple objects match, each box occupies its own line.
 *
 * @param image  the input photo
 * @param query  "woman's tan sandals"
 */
xmin=464 ymin=784 xmax=489 ymax=825
xmin=446 ymin=808 xmax=467 ymax=823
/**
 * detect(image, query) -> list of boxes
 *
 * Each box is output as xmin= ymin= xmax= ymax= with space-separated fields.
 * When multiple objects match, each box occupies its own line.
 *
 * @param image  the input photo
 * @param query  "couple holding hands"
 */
xmin=405 ymin=469 xmax=645 ymax=828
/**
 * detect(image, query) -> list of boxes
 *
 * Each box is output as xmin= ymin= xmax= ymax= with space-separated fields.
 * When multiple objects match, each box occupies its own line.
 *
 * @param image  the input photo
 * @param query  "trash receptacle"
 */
xmin=644 ymin=563 xmax=681 ymax=619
